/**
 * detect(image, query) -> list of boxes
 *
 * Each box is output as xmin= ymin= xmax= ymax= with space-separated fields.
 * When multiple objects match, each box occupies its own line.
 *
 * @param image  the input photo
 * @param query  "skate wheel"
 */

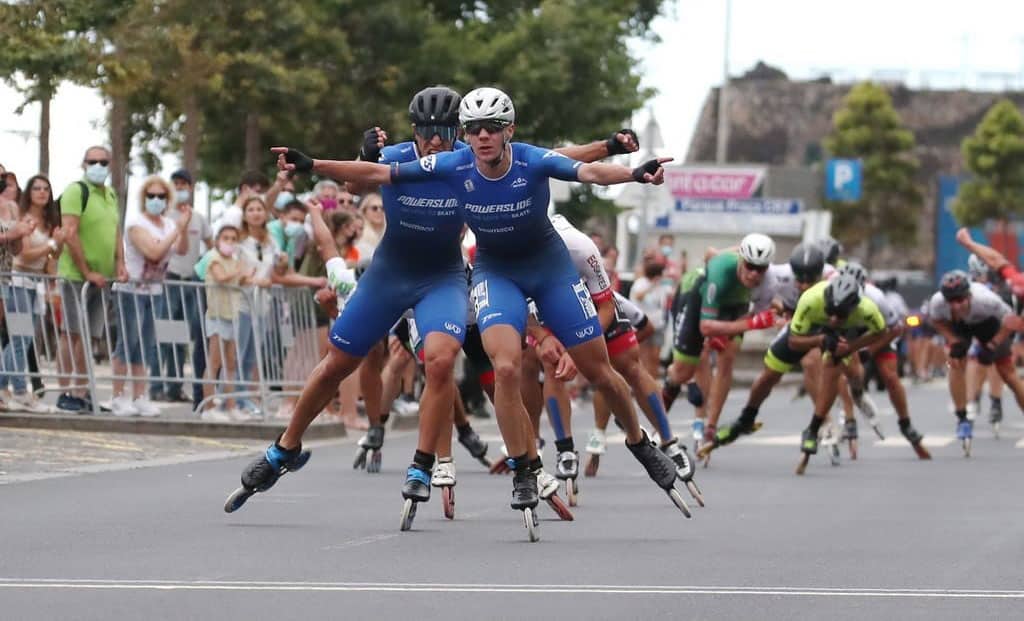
xmin=523 ymin=507 xmax=540 ymax=542
xmin=224 ymin=487 xmax=255 ymax=513
xmin=848 ymin=438 xmax=858 ymax=460
xmin=685 ymin=480 xmax=705 ymax=508
xmin=696 ymin=443 xmax=714 ymax=461
xmin=442 ymin=486 xmax=455 ymax=520
xmin=872 ymin=425 xmax=885 ymax=441
xmin=400 ymin=498 xmax=417 ymax=531
xmin=993 ymin=422 xmax=1001 ymax=440
xmin=546 ymin=493 xmax=575 ymax=521
xmin=584 ymin=454 xmax=600 ymax=478
xmin=667 ymin=488 xmax=692 ymax=518
xmin=566 ymin=479 xmax=578 ymax=507
xmin=367 ymin=450 xmax=382 ymax=474
xmin=914 ymin=443 xmax=932 ymax=460
xmin=795 ymin=453 xmax=810 ymax=476
xmin=962 ymin=437 xmax=972 ymax=458
xmin=353 ymin=449 xmax=367 ymax=470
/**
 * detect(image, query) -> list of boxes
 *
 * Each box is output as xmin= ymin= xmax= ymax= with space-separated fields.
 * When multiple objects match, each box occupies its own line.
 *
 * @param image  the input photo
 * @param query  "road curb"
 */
xmin=0 ymin=412 xmax=348 ymax=440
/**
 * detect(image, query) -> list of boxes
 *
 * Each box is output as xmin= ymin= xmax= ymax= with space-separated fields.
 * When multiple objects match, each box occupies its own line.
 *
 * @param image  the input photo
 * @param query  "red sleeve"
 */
xmin=591 ymin=288 xmax=613 ymax=304
xmin=999 ymin=264 xmax=1019 ymax=280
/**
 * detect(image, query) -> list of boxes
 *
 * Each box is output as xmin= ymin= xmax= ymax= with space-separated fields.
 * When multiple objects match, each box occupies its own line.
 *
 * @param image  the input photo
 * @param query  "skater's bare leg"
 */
xmin=481 ymin=325 xmax=533 ymax=458
xmin=593 ymin=390 xmax=612 ymax=431
xmin=876 ymin=356 xmax=910 ymax=420
xmin=613 ymin=345 xmax=671 ymax=440
xmin=359 ymin=341 xmax=387 ymax=427
xmin=801 ymin=349 xmax=823 ymax=404
xmin=280 ymin=346 xmax=364 ymax=449
xmin=541 ymin=356 xmax=573 ymax=443
xmin=966 ymin=358 xmax=985 ymax=404
xmin=415 ymin=332 xmax=460 ymax=455
xmin=994 ymin=357 xmax=1024 ymax=411
xmin=705 ymin=339 xmax=739 ymax=429
xmin=947 ymin=356 xmax=968 ymax=411
xmin=988 ymin=365 xmax=1004 ymax=398
xmin=569 ymin=338 xmax=643 ymax=444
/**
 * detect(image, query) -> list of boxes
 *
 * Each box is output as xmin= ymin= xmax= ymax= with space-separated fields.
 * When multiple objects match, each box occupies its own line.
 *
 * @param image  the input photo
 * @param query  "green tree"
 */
xmin=0 ymin=2 xmax=95 ymax=174
xmin=953 ymin=99 xmax=1024 ymax=227
xmin=823 ymin=82 xmax=922 ymax=267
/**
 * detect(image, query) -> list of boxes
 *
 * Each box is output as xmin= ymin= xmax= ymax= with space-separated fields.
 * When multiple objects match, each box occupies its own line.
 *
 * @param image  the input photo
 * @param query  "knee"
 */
xmin=424 ymin=348 xmax=458 ymax=383
xmin=491 ymin=352 xmax=521 ymax=386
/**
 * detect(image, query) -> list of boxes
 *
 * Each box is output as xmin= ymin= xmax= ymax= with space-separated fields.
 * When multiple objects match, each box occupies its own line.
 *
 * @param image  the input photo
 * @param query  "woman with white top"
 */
xmin=110 ymin=176 xmax=191 ymax=417
xmin=0 ymin=175 xmax=64 ymax=412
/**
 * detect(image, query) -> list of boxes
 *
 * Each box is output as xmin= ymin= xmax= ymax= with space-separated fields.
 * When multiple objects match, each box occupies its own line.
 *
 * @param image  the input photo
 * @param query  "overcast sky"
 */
xmin=2 ymin=0 xmax=1023 ymax=204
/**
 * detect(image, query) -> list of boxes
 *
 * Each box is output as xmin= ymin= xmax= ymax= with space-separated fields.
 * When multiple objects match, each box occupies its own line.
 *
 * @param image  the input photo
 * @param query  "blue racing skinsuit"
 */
xmin=391 ymin=143 xmax=602 ymax=347
xmin=328 ymin=142 xmax=470 ymax=356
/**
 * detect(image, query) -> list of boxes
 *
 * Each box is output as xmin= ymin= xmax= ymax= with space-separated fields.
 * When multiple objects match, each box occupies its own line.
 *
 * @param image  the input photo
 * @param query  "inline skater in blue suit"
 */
xmin=271 ymin=87 xmax=691 ymax=537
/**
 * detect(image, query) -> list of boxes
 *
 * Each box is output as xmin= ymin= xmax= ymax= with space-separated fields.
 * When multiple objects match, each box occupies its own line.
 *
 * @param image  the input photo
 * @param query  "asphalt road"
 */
xmin=1 ymin=380 xmax=1022 ymax=620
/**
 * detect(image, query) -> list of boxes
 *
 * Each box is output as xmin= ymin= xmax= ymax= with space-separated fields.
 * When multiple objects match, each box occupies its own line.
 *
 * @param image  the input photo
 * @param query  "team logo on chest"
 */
xmin=464 ymin=179 xmax=475 ymax=192
xmin=511 ymin=177 xmax=527 ymax=189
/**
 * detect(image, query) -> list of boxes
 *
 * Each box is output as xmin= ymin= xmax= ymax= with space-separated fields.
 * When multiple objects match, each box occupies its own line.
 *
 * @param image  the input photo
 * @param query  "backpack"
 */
xmin=56 ymin=181 xmax=89 ymax=219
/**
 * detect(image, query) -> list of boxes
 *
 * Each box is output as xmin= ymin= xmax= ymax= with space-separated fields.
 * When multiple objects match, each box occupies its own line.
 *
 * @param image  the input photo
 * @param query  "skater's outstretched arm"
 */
xmin=956 ymin=228 xmax=1009 ymax=271
xmin=272 ymin=147 xmax=392 ymax=187
xmin=555 ymin=129 xmax=640 ymax=163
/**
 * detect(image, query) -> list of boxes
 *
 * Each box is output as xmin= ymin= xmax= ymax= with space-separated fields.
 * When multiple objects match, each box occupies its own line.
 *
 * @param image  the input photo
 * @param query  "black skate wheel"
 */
xmin=353 ymin=449 xmax=367 ymax=470
xmin=685 ymin=480 xmax=705 ymax=508
xmin=523 ymin=507 xmax=540 ymax=542
xmin=224 ymin=487 xmax=255 ymax=513
xmin=795 ymin=453 xmax=810 ymax=476
xmin=442 ymin=486 xmax=455 ymax=520
xmin=368 ymin=450 xmax=382 ymax=474
xmin=400 ymin=498 xmax=417 ymax=531
xmin=667 ymin=488 xmax=692 ymax=518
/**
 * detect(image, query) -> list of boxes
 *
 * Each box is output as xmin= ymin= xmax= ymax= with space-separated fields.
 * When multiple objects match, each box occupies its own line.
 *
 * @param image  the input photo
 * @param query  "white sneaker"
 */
xmin=200 ymin=408 xmax=234 ymax=423
xmin=111 ymin=396 xmax=139 ymax=417
xmin=585 ymin=429 xmax=607 ymax=455
xmin=230 ymin=408 xmax=261 ymax=422
xmin=133 ymin=396 xmax=160 ymax=418
xmin=431 ymin=459 xmax=456 ymax=487
xmin=7 ymin=392 xmax=49 ymax=414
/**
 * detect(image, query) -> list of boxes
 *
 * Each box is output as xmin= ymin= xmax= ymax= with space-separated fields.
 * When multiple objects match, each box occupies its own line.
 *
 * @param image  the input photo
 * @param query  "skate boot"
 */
xmin=899 ymin=421 xmax=931 ymax=460
xmin=854 ymin=393 xmax=885 ymax=439
xmin=431 ymin=458 xmax=456 ymax=520
xmin=511 ymin=464 xmax=541 ymax=542
xmin=399 ymin=465 xmax=431 ymax=531
xmin=699 ymin=415 xmax=762 ymax=459
xmin=843 ymin=418 xmax=858 ymax=460
xmin=224 ymin=440 xmax=312 ymax=513
xmin=956 ymin=419 xmax=973 ymax=458
xmin=691 ymin=419 xmax=705 ymax=453
xmin=822 ymin=422 xmax=841 ymax=466
xmin=794 ymin=426 xmax=819 ymax=476
xmin=535 ymin=466 xmax=573 ymax=520
xmin=626 ymin=430 xmax=691 ymax=517
xmin=555 ymin=450 xmax=580 ymax=506
xmin=584 ymin=429 xmax=606 ymax=477
xmin=457 ymin=426 xmax=490 ymax=467
xmin=353 ymin=425 xmax=385 ymax=473
xmin=662 ymin=437 xmax=703 ymax=507
xmin=989 ymin=399 xmax=1003 ymax=439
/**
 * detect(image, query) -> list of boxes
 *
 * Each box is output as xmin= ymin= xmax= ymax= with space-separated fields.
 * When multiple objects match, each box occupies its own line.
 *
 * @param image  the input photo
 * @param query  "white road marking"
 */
xmin=874 ymin=435 xmax=955 ymax=448
xmin=0 ymin=579 xmax=1021 ymax=599
xmin=1016 ymin=437 xmax=1024 ymax=448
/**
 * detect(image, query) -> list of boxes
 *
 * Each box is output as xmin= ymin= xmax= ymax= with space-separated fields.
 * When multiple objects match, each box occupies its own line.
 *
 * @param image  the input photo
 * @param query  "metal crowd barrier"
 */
xmin=1 ymin=272 xmax=323 ymax=419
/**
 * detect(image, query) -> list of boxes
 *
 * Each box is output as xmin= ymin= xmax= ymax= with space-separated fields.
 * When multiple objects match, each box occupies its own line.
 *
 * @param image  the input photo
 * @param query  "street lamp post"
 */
xmin=715 ymin=0 xmax=732 ymax=164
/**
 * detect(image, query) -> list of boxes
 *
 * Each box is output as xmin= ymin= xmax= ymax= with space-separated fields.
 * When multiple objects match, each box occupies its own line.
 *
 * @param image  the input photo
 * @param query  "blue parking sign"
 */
xmin=826 ymin=159 xmax=862 ymax=202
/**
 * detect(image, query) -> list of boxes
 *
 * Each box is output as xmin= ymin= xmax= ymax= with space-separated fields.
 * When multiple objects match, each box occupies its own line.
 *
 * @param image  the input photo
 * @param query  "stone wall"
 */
xmin=685 ymin=68 xmax=1024 ymax=268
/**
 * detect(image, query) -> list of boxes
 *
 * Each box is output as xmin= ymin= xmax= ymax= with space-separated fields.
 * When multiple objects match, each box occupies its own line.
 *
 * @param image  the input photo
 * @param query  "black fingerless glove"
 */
xmin=284 ymin=148 xmax=314 ymax=173
xmin=948 ymin=340 xmax=969 ymax=359
xmin=821 ymin=331 xmax=840 ymax=355
xmin=631 ymin=158 xmax=661 ymax=183
xmin=358 ymin=128 xmax=382 ymax=162
xmin=606 ymin=129 xmax=639 ymax=155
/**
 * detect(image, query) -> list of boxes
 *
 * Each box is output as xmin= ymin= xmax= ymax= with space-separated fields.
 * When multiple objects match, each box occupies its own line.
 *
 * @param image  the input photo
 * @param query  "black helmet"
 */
xmin=838 ymin=261 xmax=867 ymax=287
xmin=824 ymin=274 xmax=861 ymax=317
xmin=408 ymin=85 xmax=461 ymax=126
xmin=818 ymin=236 xmax=843 ymax=265
xmin=789 ymin=243 xmax=825 ymax=284
xmin=940 ymin=270 xmax=971 ymax=301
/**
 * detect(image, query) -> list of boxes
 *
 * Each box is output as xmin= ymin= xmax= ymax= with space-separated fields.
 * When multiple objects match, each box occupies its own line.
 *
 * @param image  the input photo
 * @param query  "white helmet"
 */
xmin=459 ymin=87 xmax=515 ymax=125
xmin=738 ymin=233 xmax=775 ymax=266
xmin=967 ymin=253 xmax=987 ymax=280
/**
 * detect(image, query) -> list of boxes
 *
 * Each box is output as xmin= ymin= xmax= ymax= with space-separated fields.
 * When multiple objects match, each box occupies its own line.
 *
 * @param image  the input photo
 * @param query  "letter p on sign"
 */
xmin=826 ymin=158 xmax=862 ymax=202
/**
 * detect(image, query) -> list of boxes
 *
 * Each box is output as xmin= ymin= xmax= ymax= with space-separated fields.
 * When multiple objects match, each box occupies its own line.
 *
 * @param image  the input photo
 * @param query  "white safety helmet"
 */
xmin=459 ymin=87 xmax=515 ymax=125
xmin=838 ymin=261 xmax=867 ymax=288
xmin=738 ymin=233 xmax=775 ymax=266
xmin=967 ymin=253 xmax=987 ymax=280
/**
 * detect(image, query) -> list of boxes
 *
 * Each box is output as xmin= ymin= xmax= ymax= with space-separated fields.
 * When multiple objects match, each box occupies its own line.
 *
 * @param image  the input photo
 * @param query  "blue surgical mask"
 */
xmin=661 ymin=245 xmax=673 ymax=257
xmin=275 ymin=192 xmax=294 ymax=210
xmin=145 ymin=197 xmax=167 ymax=215
xmin=85 ymin=163 xmax=109 ymax=185
xmin=176 ymin=189 xmax=191 ymax=204
xmin=284 ymin=221 xmax=304 ymax=238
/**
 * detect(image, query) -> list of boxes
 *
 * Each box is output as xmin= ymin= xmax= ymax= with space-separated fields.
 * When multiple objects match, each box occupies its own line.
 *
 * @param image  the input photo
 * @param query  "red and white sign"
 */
xmin=665 ymin=167 xmax=766 ymax=199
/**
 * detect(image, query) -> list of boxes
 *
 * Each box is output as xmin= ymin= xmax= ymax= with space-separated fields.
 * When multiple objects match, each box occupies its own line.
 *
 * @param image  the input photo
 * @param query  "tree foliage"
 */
xmin=953 ymin=99 xmax=1024 ymax=226
xmin=823 ymin=82 xmax=923 ymax=267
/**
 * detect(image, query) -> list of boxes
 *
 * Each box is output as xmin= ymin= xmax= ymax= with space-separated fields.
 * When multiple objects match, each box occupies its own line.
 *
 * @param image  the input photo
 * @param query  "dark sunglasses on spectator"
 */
xmin=85 ymin=159 xmax=110 ymax=166
xmin=743 ymin=261 xmax=769 ymax=273
xmin=364 ymin=204 xmax=382 ymax=212
xmin=463 ymin=120 xmax=510 ymax=136
xmin=145 ymin=192 xmax=167 ymax=199
xmin=414 ymin=124 xmax=459 ymax=142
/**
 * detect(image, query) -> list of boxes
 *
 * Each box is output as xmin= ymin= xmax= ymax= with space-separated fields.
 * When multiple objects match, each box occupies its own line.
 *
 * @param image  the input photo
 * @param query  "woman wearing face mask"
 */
xmin=354 ymin=192 xmax=385 ymax=260
xmin=236 ymin=197 xmax=327 ymax=418
xmin=110 ymin=176 xmax=191 ymax=417
xmin=313 ymin=179 xmax=340 ymax=212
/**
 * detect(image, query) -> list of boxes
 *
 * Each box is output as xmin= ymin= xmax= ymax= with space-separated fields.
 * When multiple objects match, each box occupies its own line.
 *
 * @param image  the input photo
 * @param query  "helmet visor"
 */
xmin=463 ymin=119 xmax=510 ymax=136
xmin=414 ymin=124 xmax=459 ymax=143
